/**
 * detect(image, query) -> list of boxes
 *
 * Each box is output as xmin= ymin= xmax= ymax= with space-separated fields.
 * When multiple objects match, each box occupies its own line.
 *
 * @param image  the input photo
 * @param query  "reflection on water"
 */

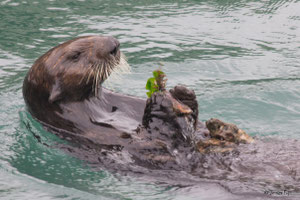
xmin=0 ymin=0 xmax=300 ymax=199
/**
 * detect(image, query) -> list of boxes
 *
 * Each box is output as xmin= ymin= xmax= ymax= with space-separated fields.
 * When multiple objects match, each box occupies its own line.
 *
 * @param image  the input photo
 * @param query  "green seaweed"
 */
xmin=145 ymin=70 xmax=167 ymax=97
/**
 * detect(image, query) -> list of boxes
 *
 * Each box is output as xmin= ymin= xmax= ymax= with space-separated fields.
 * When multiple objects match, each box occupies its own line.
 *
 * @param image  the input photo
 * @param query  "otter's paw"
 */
xmin=196 ymin=138 xmax=235 ymax=153
xmin=206 ymin=118 xmax=254 ymax=144
xmin=196 ymin=118 xmax=254 ymax=153
xmin=169 ymin=85 xmax=198 ymax=122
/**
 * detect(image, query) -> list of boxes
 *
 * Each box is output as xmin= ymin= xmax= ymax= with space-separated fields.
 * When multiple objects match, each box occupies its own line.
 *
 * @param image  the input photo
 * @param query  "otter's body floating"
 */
xmin=23 ymin=36 xmax=300 ymax=195
xmin=23 ymin=35 xmax=253 ymax=169
xmin=23 ymin=35 xmax=147 ymax=151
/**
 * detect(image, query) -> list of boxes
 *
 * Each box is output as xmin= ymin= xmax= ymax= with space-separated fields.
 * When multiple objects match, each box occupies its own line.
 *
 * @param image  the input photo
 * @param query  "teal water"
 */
xmin=0 ymin=0 xmax=300 ymax=199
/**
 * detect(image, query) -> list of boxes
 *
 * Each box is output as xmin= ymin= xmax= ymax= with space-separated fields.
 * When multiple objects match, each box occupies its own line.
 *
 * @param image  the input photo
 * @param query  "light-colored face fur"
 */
xmin=30 ymin=36 xmax=130 ymax=102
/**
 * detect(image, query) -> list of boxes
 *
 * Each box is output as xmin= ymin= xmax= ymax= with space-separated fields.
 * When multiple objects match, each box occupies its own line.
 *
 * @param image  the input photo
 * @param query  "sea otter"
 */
xmin=22 ymin=35 xmax=253 ymax=168
xmin=23 ymin=36 xmax=300 ymax=195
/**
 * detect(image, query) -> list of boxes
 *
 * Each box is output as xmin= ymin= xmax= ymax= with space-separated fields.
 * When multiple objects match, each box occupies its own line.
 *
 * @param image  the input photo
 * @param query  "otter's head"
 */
xmin=24 ymin=35 xmax=129 ymax=104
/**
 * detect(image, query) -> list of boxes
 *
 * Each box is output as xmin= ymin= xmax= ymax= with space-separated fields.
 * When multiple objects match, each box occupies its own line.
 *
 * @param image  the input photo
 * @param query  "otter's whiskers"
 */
xmin=104 ymin=53 xmax=130 ymax=89
xmin=85 ymin=53 xmax=130 ymax=97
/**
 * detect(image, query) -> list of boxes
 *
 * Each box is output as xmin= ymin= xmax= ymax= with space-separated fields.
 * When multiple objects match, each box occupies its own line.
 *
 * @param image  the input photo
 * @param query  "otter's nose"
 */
xmin=110 ymin=42 xmax=120 ymax=56
xmin=107 ymin=36 xmax=120 ymax=56
xmin=95 ymin=36 xmax=120 ymax=59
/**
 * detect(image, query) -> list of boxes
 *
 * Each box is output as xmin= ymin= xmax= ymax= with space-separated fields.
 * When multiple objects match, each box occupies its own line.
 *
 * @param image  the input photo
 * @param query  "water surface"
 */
xmin=0 ymin=0 xmax=300 ymax=199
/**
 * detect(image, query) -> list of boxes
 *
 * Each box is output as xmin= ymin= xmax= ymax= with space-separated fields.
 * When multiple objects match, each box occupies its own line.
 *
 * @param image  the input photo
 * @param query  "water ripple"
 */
xmin=1 ymin=0 xmax=300 ymax=199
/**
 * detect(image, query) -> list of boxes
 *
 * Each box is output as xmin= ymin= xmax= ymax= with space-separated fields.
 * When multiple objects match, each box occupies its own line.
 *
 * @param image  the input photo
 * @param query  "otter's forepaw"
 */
xmin=196 ymin=118 xmax=254 ymax=153
xmin=206 ymin=118 xmax=254 ymax=144
xmin=169 ymin=85 xmax=198 ymax=122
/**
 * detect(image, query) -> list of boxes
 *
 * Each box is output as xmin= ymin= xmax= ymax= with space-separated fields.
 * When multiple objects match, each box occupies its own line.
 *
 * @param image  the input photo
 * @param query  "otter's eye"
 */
xmin=71 ymin=52 xmax=81 ymax=60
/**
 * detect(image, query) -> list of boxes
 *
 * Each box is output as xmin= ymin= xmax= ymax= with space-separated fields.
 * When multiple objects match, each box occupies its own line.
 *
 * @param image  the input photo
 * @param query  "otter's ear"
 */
xmin=49 ymin=79 xmax=62 ymax=103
